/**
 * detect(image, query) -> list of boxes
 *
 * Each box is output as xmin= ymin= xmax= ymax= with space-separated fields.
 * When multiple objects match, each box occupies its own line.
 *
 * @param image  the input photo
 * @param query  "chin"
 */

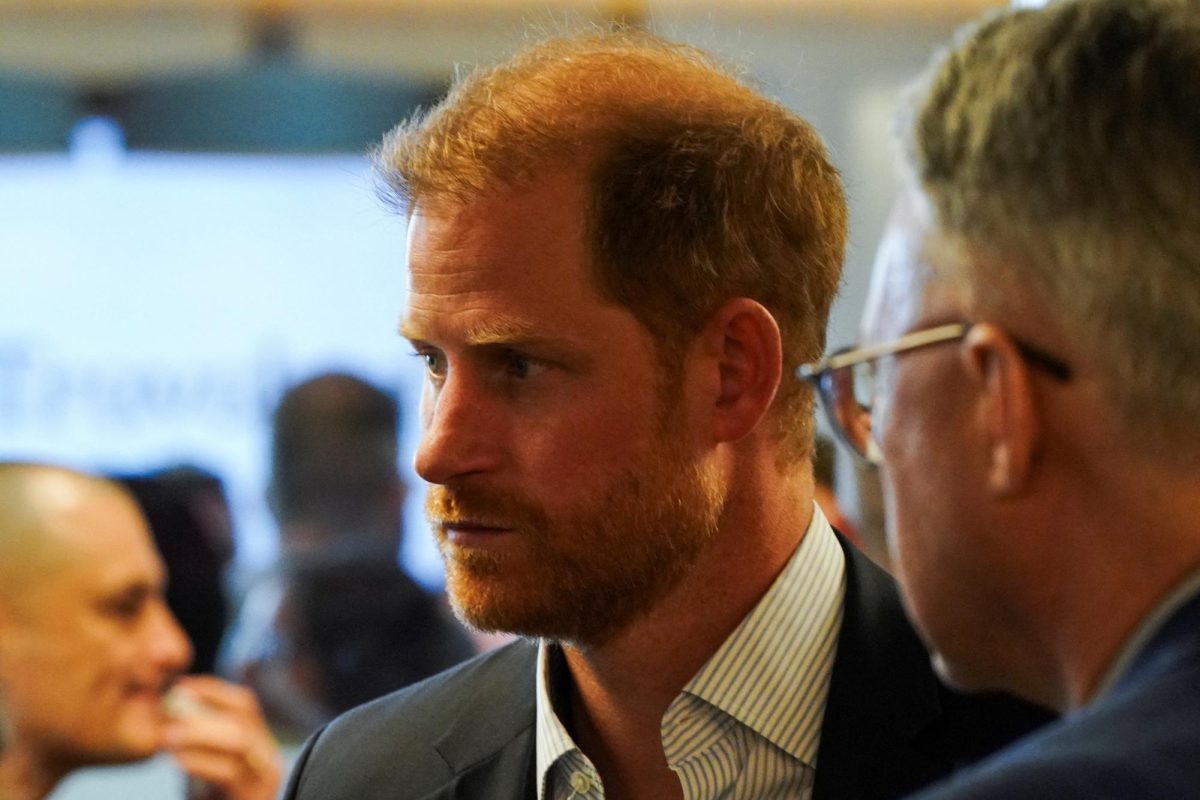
xmin=447 ymin=576 xmax=558 ymax=637
xmin=104 ymin=735 xmax=163 ymax=764
xmin=447 ymin=571 xmax=624 ymax=645
xmin=68 ymin=738 xmax=159 ymax=769
xmin=106 ymin=710 xmax=170 ymax=762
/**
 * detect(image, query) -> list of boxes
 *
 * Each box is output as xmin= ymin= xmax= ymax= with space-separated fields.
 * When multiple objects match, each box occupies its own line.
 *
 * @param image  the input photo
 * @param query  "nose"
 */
xmin=413 ymin=369 xmax=503 ymax=485
xmin=149 ymin=600 xmax=193 ymax=676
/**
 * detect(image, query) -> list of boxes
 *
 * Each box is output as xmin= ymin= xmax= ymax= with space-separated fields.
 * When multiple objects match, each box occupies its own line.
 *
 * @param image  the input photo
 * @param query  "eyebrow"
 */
xmin=92 ymin=579 xmax=156 ymax=608
xmin=399 ymin=316 xmax=584 ymax=351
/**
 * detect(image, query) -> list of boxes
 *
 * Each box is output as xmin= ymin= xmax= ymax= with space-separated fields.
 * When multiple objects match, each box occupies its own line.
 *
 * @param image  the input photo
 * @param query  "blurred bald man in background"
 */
xmin=0 ymin=463 xmax=280 ymax=800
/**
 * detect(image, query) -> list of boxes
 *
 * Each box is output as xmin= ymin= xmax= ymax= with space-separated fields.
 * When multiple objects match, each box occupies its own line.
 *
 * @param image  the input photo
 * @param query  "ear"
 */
xmin=961 ymin=323 xmax=1040 ymax=496
xmin=698 ymin=298 xmax=783 ymax=444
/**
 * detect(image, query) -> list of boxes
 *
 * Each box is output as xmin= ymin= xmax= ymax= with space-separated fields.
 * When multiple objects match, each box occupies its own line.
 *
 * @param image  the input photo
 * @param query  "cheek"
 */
xmin=521 ymin=431 xmax=619 ymax=501
xmin=880 ymin=464 xmax=930 ymax=591
xmin=877 ymin=383 xmax=964 ymax=605
xmin=8 ymin=626 xmax=85 ymax=684
xmin=68 ymin=622 xmax=140 ymax=695
xmin=6 ymin=634 xmax=109 ymax=733
xmin=879 ymin=361 xmax=970 ymax=488
xmin=880 ymin=373 xmax=930 ymax=458
xmin=420 ymin=380 xmax=437 ymax=422
xmin=523 ymin=402 xmax=661 ymax=494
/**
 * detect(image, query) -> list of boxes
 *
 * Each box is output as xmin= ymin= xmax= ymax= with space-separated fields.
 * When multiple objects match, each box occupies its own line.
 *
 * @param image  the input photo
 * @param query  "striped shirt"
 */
xmin=535 ymin=504 xmax=847 ymax=800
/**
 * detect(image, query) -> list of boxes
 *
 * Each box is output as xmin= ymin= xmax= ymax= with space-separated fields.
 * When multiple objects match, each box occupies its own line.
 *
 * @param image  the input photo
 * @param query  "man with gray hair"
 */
xmin=802 ymin=0 xmax=1200 ymax=796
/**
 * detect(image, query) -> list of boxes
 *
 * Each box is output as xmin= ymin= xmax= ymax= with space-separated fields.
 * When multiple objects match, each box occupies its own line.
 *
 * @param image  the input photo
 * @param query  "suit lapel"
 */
xmin=813 ymin=536 xmax=945 ymax=800
xmin=422 ymin=640 xmax=539 ymax=800
xmin=417 ymin=728 xmax=537 ymax=800
xmin=409 ymin=539 xmax=1040 ymax=800
xmin=413 ymin=542 xmax=945 ymax=800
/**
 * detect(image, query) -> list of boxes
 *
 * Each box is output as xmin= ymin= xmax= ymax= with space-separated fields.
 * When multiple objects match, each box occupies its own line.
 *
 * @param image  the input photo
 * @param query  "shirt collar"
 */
xmin=679 ymin=504 xmax=845 ymax=764
xmin=535 ymin=640 xmax=577 ymax=800
xmin=533 ymin=504 xmax=847 ymax=794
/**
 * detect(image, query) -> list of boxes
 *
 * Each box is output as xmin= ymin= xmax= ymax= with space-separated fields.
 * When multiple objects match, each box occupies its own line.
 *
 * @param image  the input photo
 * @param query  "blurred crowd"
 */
xmin=0 ymin=371 xmax=481 ymax=800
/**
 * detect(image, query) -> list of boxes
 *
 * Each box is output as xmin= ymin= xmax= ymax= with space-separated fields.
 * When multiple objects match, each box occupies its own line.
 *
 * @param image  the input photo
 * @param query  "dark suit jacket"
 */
xmin=284 ymin=539 xmax=1050 ymax=800
xmin=908 ymin=587 xmax=1200 ymax=799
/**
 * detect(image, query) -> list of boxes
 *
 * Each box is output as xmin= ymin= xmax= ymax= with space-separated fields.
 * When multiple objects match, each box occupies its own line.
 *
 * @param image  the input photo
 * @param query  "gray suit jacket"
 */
xmin=284 ymin=538 xmax=1050 ymax=799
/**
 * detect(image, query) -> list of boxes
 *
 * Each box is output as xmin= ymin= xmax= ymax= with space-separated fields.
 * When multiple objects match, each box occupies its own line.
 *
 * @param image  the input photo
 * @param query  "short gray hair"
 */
xmin=902 ymin=0 xmax=1200 ymax=461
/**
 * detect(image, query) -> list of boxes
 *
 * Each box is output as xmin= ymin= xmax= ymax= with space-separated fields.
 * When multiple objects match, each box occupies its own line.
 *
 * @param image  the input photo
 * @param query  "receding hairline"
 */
xmin=0 ymin=464 xmax=138 ymax=599
xmin=374 ymin=29 xmax=782 ymax=211
xmin=377 ymin=27 xmax=846 ymax=467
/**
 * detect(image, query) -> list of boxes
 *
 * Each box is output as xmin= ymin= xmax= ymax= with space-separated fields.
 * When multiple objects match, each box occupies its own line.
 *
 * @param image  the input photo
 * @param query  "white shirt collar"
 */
xmin=534 ymin=504 xmax=846 ymax=797
xmin=678 ymin=504 xmax=845 ymax=764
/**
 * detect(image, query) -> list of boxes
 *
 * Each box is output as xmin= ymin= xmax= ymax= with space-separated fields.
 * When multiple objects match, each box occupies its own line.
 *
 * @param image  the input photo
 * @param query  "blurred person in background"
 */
xmin=267 ymin=372 xmax=407 ymax=560
xmin=804 ymin=0 xmax=1200 ymax=796
xmin=0 ymin=463 xmax=280 ymax=800
xmin=242 ymin=554 xmax=477 ymax=743
xmin=119 ymin=466 xmax=236 ymax=675
xmin=222 ymin=371 xmax=474 ymax=743
xmin=839 ymin=449 xmax=892 ymax=573
xmin=811 ymin=434 xmax=855 ymax=543
xmin=285 ymin=29 xmax=1049 ymax=800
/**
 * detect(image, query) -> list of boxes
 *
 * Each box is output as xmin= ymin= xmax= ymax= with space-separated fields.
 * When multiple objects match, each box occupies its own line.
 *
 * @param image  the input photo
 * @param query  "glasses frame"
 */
xmin=798 ymin=321 xmax=1072 ymax=464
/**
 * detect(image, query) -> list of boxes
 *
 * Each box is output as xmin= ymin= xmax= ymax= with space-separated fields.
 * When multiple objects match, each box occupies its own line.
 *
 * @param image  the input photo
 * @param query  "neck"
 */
xmin=1057 ymin=537 xmax=1200 ymax=711
xmin=1018 ymin=459 xmax=1200 ymax=711
xmin=560 ymin=465 xmax=814 ymax=798
xmin=0 ymin=747 xmax=65 ymax=800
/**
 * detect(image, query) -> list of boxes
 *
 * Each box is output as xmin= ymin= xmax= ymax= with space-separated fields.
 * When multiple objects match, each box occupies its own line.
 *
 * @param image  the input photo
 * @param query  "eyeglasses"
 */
xmin=797 ymin=322 xmax=1072 ymax=465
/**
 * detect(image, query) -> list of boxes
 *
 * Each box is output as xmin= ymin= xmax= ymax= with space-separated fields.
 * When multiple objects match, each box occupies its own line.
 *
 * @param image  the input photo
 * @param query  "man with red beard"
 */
xmin=284 ymin=30 xmax=1049 ymax=800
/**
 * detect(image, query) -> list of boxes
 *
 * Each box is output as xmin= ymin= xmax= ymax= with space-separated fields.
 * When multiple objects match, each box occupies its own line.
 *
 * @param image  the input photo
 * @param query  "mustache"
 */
xmin=425 ymin=484 xmax=547 ymax=529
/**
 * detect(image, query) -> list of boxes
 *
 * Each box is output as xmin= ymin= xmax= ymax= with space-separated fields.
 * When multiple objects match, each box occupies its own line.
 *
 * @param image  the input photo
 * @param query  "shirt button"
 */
xmin=570 ymin=771 xmax=593 ymax=793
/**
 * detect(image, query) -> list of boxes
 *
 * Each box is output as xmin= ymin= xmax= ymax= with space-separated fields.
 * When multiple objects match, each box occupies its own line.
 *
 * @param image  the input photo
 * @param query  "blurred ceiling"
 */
xmin=0 ymin=0 xmax=1000 ymax=83
xmin=0 ymin=0 xmax=1003 ymax=152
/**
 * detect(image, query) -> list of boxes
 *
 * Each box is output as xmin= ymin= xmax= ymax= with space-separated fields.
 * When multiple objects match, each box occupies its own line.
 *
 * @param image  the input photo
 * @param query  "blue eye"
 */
xmin=413 ymin=350 xmax=447 ymax=378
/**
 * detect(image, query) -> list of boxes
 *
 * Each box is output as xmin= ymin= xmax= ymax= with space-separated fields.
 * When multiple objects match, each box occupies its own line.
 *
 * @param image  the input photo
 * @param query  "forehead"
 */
xmin=862 ymin=186 xmax=964 ymax=342
xmin=401 ymin=173 xmax=620 ymax=339
xmin=42 ymin=489 xmax=165 ymax=602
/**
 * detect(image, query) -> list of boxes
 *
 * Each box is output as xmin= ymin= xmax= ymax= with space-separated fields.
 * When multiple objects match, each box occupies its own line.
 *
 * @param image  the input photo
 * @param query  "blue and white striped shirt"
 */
xmin=536 ymin=504 xmax=846 ymax=800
